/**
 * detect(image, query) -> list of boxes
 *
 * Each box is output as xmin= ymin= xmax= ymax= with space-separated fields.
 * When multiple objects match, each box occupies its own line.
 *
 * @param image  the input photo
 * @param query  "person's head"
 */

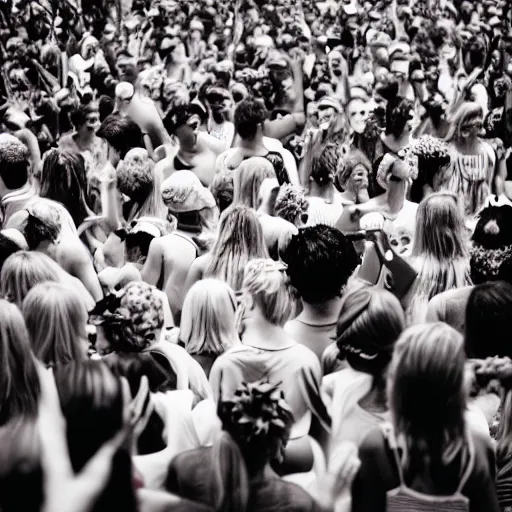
xmin=0 ymin=233 xmax=22 ymax=274
xmin=309 ymin=143 xmax=338 ymax=188
xmin=238 ymin=259 xmax=295 ymax=329
xmin=54 ymin=360 xmax=137 ymax=512
xmin=116 ymin=148 xmax=166 ymax=221
xmin=470 ymin=205 xmax=512 ymax=284
xmin=284 ymin=225 xmax=359 ymax=304
xmin=161 ymin=170 xmax=218 ymax=234
xmin=316 ymin=96 xmax=344 ymax=129
xmin=274 ymin=185 xmax=309 ymax=227
xmin=465 ymin=281 xmax=512 ymax=360
xmin=163 ymin=102 xmax=204 ymax=150
xmin=89 ymin=281 xmax=164 ymax=354
xmin=337 ymin=149 xmax=371 ymax=193
xmin=70 ymin=102 xmax=101 ymax=135
xmin=336 ymin=287 xmax=405 ymax=376
xmin=22 ymin=203 xmax=61 ymax=252
xmin=445 ymin=101 xmax=484 ymax=142
xmin=206 ymin=205 xmax=269 ymax=290
xmin=412 ymin=191 xmax=468 ymax=261
xmin=0 ymin=251 xmax=64 ymax=308
xmin=388 ymin=323 xmax=466 ymax=466
xmin=346 ymin=97 xmax=370 ymax=134
xmin=210 ymin=169 xmax=235 ymax=213
xmin=0 ymin=300 xmax=40 ymax=426
xmin=180 ymin=279 xmax=239 ymax=357
xmin=96 ymin=113 xmax=144 ymax=166
xmin=234 ymin=97 xmax=268 ymax=141
xmin=0 ymin=134 xmax=30 ymax=195
xmin=22 ymin=282 xmax=88 ymax=368
xmin=385 ymin=97 xmax=414 ymax=138
xmin=115 ymin=50 xmax=139 ymax=84
xmin=232 ymin=157 xmax=276 ymax=209
xmin=123 ymin=217 xmax=172 ymax=266
xmin=39 ymin=149 xmax=91 ymax=227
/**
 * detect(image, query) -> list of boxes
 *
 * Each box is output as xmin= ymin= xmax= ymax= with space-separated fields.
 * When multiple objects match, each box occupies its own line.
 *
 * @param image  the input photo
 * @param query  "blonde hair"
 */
xmin=407 ymin=192 xmax=471 ymax=323
xmin=445 ymin=102 xmax=483 ymax=142
xmin=0 ymin=251 xmax=63 ymax=307
xmin=232 ymin=157 xmax=276 ymax=209
xmin=0 ymin=300 xmax=40 ymax=425
xmin=388 ymin=323 xmax=467 ymax=470
xmin=22 ymin=282 xmax=88 ymax=367
xmin=239 ymin=258 xmax=294 ymax=326
xmin=180 ymin=279 xmax=239 ymax=356
xmin=206 ymin=205 xmax=269 ymax=290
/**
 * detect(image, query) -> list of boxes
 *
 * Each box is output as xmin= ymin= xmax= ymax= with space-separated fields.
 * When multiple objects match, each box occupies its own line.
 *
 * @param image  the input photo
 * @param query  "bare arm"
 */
xmin=141 ymin=238 xmax=164 ymax=287
xmin=64 ymin=245 xmax=103 ymax=302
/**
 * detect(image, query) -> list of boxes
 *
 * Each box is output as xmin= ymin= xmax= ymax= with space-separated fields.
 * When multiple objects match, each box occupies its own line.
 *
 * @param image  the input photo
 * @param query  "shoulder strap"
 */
xmin=456 ymin=434 xmax=475 ymax=494
xmin=380 ymin=423 xmax=405 ymax=486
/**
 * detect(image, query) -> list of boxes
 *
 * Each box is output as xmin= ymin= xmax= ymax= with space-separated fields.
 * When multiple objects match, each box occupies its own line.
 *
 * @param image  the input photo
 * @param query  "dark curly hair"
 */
xmin=386 ymin=96 xmax=414 ymax=138
xmin=234 ymin=97 xmax=268 ymax=140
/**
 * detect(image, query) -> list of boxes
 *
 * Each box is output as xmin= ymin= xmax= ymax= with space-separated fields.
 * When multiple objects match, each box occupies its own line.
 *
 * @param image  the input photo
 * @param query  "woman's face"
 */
xmin=318 ymin=106 xmax=336 ymax=128
xmin=80 ymin=110 xmax=101 ymax=134
xmin=459 ymin=115 xmax=483 ymax=140
xmin=347 ymin=98 xmax=369 ymax=134
xmin=346 ymin=163 xmax=369 ymax=192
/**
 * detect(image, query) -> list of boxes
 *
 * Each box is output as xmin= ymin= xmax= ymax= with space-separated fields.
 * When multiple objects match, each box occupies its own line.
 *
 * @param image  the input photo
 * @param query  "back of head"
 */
xmin=274 ymin=185 xmax=309 ymax=226
xmin=232 ymin=157 xmax=276 ymax=209
xmin=22 ymin=282 xmax=87 ymax=368
xmin=181 ymin=279 xmax=238 ymax=357
xmin=0 ymin=251 xmax=61 ymax=308
xmin=471 ymin=205 xmax=512 ymax=284
xmin=54 ymin=360 xmax=137 ymax=512
xmin=310 ymin=143 xmax=338 ymax=187
xmin=210 ymin=169 xmax=235 ymax=213
xmin=336 ymin=287 xmax=405 ymax=375
xmin=413 ymin=192 xmax=468 ymax=260
xmin=0 ymin=135 xmax=30 ymax=191
xmin=0 ymin=233 xmax=22 ymax=274
xmin=208 ymin=204 xmax=268 ymax=290
xmin=96 ymin=113 xmax=144 ymax=159
xmin=465 ymin=281 xmax=512 ymax=359
xmin=116 ymin=148 xmax=155 ymax=204
xmin=389 ymin=323 xmax=466 ymax=464
xmin=39 ymin=149 xmax=90 ymax=226
xmin=239 ymin=258 xmax=294 ymax=327
xmin=0 ymin=300 xmax=40 ymax=426
xmin=284 ymin=225 xmax=359 ymax=304
xmin=234 ymin=97 xmax=268 ymax=140
xmin=23 ymin=202 xmax=62 ymax=250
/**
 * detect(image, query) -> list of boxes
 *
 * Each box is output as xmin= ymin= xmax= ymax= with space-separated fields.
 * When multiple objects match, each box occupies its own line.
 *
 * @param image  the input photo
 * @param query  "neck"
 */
xmin=384 ymin=181 xmax=406 ymax=215
xmin=360 ymin=374 xmax=388 ymax=413
xmin=309 ymin=181 xmax=334 ymax=200
xmin=299 ymin=297 xmax=342 ymax=324
xmin=239 ymin=135 xmax=263 ymax=151
xmin=242 ymin=315 xmax=289 ymax=348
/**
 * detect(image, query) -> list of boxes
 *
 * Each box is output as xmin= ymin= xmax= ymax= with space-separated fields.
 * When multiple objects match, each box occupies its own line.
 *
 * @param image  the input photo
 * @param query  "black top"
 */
xmin=166 ymin=446 xmax=326 ymax=512
xmin=352 ymin=426 xmax=501 ymax=512
xmin=243 ymin=151 xmax=290 ymax=186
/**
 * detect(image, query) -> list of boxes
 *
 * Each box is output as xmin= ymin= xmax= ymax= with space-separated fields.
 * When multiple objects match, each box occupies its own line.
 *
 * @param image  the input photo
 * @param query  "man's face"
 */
xmin=82 ymin=110 xmax=101 ymax=134
xmin=174 ymin=114 xmax=201 ymax=148
xmin=116 ymin=56 xmax=138 ymax=83
xmin=390 ymin=59 xmax=409 ymax=83
xmin=347 ymin=98 xmax=369 ymax=134
xmin=318 ymin=106 xmax=336 ymax=127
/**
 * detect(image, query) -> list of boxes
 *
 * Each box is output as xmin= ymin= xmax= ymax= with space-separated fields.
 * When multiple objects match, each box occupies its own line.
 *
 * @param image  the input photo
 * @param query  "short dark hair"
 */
xmin=234 ymin=97 xmax=268 ymax=140
xmin=96 ymin=114 xmax=144 ymax=159
xmin=284 ymin=225 xmax=359 ymax=303
xmin=465 ymin=281 xmax=512 ymax=359
xmin=0 ymin=234 xmax=22 ymax=273
xmin=70 ymin=102 xmax=98 ymax=128
xmin=0 ymin=136 xmax=30 ymax=190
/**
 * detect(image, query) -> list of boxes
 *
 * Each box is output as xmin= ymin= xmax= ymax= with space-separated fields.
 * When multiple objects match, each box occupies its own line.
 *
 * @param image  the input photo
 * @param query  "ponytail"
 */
xmin=210 ymin=432 xmax=250 ymax=512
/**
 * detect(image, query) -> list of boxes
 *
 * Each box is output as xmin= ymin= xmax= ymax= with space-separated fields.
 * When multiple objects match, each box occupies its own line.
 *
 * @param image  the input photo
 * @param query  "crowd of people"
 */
xmin=1 ymin=0 xmax=512 ymax=510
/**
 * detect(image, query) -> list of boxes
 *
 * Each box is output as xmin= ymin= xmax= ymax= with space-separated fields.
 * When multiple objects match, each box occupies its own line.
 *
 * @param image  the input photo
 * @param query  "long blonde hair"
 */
xmin=180 ymin=279 xmax=239 ymax=356
xmin=0 ymin=300 xmax=40 ymax=425
xmin=407 ymin=192 xmax=471 ymax=323
xmin=0 ymin=251 xmax=62 ymax=307
xmin=388 ymin=323 xmax=467 ymax=474
xmin=206 ymin=204 xmax=269 ymax=290
xmin=22 ymin=282 xmax=88 ymax=367
xmin=232 ymin=157 xmax=276 ymax=209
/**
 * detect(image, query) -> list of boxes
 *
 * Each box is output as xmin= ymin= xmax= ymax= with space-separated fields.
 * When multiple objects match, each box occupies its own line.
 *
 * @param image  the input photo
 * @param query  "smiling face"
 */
xmin=347 ymin=98 xmax=369 ymax=134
